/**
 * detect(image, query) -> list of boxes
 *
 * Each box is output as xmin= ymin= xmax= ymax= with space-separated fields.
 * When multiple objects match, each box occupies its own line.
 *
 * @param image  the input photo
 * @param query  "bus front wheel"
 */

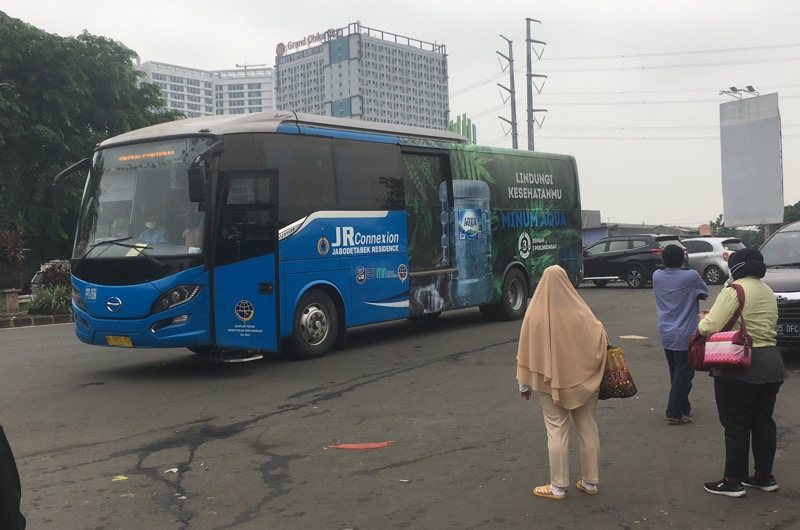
xmin=289 ymin=289 xmax=338 ymax=360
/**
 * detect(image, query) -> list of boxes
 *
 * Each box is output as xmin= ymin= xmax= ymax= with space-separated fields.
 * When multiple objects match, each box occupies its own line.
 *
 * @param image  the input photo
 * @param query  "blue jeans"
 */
xmin=664 ymin=349 xmax=695 ymax=419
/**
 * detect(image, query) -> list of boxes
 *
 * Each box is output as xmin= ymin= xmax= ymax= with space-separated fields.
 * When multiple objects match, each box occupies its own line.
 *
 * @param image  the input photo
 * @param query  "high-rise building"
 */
xmin=138 ymin=61 xmax=275 ymax=118
xmin=274 ymin=22 xmax=449 ymax=129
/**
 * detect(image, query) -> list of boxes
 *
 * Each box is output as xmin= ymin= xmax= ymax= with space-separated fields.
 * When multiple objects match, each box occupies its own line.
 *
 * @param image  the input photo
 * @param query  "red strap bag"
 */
xmin=688 ymin=284 xmax=752 ymax=371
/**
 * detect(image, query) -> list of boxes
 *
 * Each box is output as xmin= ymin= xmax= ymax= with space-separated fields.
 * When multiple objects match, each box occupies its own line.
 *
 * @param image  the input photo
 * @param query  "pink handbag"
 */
xmin=694 ymin=284 xmax=753 ymax=370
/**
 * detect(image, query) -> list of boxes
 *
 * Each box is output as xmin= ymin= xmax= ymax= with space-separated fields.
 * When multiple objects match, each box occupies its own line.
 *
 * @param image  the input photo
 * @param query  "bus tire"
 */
xmin=480 ymin=268 xmax=528 ymax=321
xmin=289 ymin=289 xmax=338 ymax=360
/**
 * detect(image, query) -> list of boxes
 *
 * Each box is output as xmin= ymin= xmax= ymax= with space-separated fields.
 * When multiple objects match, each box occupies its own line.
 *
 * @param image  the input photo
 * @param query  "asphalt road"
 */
xmin=2 ymin=282 xmax=800 ymax=529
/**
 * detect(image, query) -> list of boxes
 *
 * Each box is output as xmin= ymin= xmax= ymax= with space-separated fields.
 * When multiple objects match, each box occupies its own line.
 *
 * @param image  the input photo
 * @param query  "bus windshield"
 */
xmin=73 ymin=137 xmax=216 ymax=259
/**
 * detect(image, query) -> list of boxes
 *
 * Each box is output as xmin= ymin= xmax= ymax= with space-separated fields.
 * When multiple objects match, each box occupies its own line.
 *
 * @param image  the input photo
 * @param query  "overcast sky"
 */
xmin=4 ymin=0 xmax=799 ymax=227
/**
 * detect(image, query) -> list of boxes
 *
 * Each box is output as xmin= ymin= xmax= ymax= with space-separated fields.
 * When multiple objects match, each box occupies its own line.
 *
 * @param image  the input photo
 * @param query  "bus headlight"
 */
xmin=72 ymin=285 xmax=87 ymax=311
xmin=152 ymin=285 xmax=202 ymax=314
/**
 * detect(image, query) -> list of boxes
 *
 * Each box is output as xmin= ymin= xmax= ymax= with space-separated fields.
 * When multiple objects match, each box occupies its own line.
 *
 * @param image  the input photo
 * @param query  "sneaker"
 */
xmin=667 ymin=416 xmax=691 ymax=425
xmin=704 ymin=479 xmax=746 ymax=497
xmin=742 ymin=475 xmax=779 ymax=492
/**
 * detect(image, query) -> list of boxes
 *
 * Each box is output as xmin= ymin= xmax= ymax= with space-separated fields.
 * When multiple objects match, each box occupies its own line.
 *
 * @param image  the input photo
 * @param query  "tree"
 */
xmin=0 ymin=12 xmax=183 ymax=267
xmin=783 ymin=200 xmax=800 ymax=225
xmin=709 ymin=214 xmax=764 ymax=248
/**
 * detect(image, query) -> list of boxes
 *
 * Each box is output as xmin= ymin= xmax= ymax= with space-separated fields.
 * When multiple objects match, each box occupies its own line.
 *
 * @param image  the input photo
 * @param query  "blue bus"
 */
xmin=54 ymin=112 xmax=582 ymax=360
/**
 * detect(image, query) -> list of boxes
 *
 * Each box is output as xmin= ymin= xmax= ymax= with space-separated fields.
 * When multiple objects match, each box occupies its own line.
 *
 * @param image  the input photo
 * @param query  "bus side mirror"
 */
xmin=52 ymin=158 xmax=92 ymax=212
xmin=188 ymin=166 xmax=207 ymax=202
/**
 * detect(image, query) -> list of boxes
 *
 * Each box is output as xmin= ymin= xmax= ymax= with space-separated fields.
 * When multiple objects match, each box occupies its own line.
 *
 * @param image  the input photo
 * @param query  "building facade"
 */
xmin=275 ymin=22 xmax=449 ymax=129
xmin=138 ymin=61 xmax=275 ymax=118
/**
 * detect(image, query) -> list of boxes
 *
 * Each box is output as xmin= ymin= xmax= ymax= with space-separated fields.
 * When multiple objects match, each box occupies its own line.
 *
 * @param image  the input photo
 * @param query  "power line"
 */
xmin=540 ymin=42 xmax=800 ymax=62
xmin=451 ymin=72 xmax=506 ymax=97
xmin=541 ymin=83 xmax=800 ymax=96
xmin=537 ymin=94 xmax=800 ymax=106
xmin=483 ymin=134 xmax=800 ymax=145
xmin=543 ymin=55 xmax=800 ymax=74
xmin=456 ymin=93 xmax=800 ymax=122
xmin=541 ymin=124 xmax=800 ymax=130
xmin=452 ymin=47 xmax=800 ymax=97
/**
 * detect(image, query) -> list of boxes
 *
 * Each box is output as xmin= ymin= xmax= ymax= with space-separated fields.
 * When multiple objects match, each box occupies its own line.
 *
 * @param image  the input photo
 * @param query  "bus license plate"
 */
xmin=106 ymin=335 xmax=133 ymax=347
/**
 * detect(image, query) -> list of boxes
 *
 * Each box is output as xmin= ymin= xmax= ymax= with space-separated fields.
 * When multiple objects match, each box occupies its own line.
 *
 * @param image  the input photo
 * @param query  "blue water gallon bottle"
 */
xmin=440 ymin=180 xmax=493 ymax=308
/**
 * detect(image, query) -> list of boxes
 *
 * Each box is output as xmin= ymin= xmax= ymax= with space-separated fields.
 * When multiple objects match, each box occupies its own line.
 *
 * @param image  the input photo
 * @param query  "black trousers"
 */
xmin=0 ymin=425 xmax=25 ymax=530
xmin=713 ymin=377 xmax=783 ymax=480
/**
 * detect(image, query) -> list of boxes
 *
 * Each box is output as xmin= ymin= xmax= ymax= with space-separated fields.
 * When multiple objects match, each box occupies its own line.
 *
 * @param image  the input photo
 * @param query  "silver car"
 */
xmin=683 ymin=237 xmax=746 ymax=284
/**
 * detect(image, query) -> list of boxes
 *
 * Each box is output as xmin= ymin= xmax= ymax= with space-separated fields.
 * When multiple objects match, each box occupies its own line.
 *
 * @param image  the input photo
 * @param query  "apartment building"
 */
xmin=138 ymin=61 xmax=275 ymax=118
xmin=275 ymin=22 xmax=449 ymax=129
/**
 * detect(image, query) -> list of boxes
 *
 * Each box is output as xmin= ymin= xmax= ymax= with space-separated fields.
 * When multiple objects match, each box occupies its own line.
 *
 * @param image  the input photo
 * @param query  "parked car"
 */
xmin=759 ymin=221 xmax=800 ymax=348
xmin=582 ymin=234 xmax=685 ymax=289
xmin=25 ymin=260 xmax=70 ymax=297
xmin=683 ymin=237 xmax=746 ymax=285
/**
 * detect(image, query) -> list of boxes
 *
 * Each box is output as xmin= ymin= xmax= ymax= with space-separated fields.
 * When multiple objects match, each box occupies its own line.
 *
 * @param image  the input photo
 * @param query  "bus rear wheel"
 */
xmin=480 ymin=268 xmax=528 ymax=321
xmin=289 ymin=289 xmax=338 ymax=360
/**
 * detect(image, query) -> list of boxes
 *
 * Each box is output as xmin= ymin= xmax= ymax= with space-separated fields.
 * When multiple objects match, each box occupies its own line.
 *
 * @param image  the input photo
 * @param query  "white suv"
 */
xmin=683 ymin=237 xmax=746 ymax=284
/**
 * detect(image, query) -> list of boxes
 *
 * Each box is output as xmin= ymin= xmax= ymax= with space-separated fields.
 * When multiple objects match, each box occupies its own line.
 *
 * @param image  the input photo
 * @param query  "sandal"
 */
xmin=577 ymin=479 xmax=599 ymax=495
xmin=533 ymin=484 xmax=566 ymax=500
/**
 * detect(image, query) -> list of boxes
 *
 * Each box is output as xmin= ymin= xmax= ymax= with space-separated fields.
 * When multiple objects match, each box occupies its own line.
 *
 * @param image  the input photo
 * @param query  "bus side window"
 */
xmin=332 ymin=139 xmax=403 ymax=210
xmin=260 ymin=135 xmax=335 ymax=226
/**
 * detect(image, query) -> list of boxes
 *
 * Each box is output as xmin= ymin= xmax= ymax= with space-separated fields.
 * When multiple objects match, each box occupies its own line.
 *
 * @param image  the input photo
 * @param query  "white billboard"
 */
xmin=719 ymin=93 xmax=783 ymax=226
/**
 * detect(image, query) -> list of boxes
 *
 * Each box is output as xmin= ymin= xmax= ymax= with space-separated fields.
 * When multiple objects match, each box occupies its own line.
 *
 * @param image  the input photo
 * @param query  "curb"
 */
xmin=0 ymin=313 xmax=74 ymax=329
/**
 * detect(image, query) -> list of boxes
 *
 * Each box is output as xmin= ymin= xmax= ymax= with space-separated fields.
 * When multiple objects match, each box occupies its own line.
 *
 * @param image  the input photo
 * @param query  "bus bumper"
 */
xmin=73 ymin=304 xmax=211 ymax=349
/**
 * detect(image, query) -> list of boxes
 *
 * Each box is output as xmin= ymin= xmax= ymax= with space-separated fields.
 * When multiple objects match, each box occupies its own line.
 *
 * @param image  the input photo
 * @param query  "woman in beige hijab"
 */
xmin=517 ymin=265 xmax=608 ymax=500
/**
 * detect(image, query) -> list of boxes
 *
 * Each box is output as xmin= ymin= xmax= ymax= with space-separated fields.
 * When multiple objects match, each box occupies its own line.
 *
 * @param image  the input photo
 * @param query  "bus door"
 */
xmin=211 ymin=169 xmax=279 ymax=351
xmin=401 ymin=152 xmax=457 ymax=316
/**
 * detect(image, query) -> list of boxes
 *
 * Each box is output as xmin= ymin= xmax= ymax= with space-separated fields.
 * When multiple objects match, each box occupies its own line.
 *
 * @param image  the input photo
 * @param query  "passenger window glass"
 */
xmin=696 ymin=241 xmax=712 ymax=252
xmin=333 ymin=140 xmax=404 ymax=210
xmin=608 ymin=241 xmax=629 ymax=251
xmin=585 ymin=243 xmax=607 ymax=255
xmin=630 ymin=240 xmax=647 ymax=249
xmin=261 ymin=135 xmax=335 ymax=227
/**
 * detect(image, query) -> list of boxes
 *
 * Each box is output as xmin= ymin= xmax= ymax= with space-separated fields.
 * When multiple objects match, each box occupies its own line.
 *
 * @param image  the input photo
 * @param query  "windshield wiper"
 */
xmin=79 ymin=237 xmax=167 ymax=268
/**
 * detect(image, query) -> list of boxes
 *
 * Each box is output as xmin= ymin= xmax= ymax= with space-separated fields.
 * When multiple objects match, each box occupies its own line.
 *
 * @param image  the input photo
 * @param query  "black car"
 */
xmin=760 ymin=220 xmax=800 ymax=348
xmin=582 ymin=234 xmax=685 ymax=289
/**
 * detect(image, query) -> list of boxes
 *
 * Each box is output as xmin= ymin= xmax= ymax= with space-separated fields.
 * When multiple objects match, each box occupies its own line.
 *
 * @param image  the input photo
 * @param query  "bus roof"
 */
xmin=99 ymin=111 xmax=469 ymax=148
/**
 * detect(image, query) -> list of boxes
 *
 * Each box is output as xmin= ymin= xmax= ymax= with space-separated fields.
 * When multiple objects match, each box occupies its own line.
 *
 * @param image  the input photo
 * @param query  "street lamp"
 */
xmin=719 ymin=85 xmax=759 ymax=99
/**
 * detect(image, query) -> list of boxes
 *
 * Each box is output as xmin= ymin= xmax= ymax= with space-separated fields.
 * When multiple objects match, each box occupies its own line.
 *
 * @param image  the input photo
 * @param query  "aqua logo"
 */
xmin=458 ymin=209 xmax=483 ymax=240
